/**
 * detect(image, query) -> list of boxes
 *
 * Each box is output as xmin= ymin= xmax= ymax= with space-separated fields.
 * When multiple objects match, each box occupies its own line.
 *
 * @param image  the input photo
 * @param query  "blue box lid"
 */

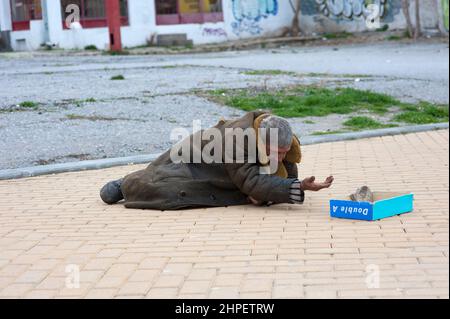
xmin=330 ymin=192 xmax=414 ymax=221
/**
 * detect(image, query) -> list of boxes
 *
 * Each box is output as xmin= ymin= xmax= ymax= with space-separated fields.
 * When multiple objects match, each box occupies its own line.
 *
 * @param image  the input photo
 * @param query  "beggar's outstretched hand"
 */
xmin=301 ymin=176 xmax=334 ymax=192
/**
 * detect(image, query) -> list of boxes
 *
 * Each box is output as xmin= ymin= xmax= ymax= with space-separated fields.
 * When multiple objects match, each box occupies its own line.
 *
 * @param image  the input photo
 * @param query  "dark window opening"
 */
xmin=10 ymin=0 xmax=42 ymax=31
xmin=60 ymin=0 xmax=129 ymax=29
xmin=156 ymin=0 xmax=223 ymax=25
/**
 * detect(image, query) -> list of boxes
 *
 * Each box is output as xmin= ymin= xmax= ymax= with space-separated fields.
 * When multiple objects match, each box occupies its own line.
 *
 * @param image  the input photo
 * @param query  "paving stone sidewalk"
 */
xmin=0 ymin=130 xmax=448 ymax=299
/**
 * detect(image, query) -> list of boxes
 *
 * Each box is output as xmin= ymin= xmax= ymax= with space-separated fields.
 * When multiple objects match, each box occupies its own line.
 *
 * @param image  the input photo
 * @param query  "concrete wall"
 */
xmin=9 ymin=20 xmax=46 ymax=51
xmin=0 ymin=0 xmax=12 ymax=32
xmin=0 ymin=0 xmax=12 ymax=51
xmin=56 ymin=0 xmax=295 ymax=48
xmin=153 ymin=0 xmax=294 ymax=45
xmin=58 ymin=0 xmax=156 ymax=50
xmin=3 ymin=0 xmax=295 ymax=50
xmin=2 ymin=0 xmax=449 ymax=51
xmin=299 ymin=0 xmax=447 ymax=36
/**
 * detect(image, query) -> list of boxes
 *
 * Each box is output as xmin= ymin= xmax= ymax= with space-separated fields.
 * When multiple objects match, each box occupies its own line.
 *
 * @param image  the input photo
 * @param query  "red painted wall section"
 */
xmin=105 ymin=0 xmax=122 ymax=51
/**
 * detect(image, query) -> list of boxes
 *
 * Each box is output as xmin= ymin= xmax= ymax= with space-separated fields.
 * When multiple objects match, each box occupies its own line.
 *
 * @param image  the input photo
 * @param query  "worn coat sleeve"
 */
xmin=225 ymin=163 xmax=297 ymax=203
xmin=284 ymin=161 xmax=299 ymax=179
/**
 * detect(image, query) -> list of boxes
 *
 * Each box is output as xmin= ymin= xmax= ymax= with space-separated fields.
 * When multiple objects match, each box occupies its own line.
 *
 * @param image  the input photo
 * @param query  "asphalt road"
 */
xmin=0 ymin=40 xmax=448 ymax=170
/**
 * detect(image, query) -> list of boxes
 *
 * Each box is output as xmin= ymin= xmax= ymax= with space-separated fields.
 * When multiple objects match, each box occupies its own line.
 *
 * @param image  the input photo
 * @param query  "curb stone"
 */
xmin=300 ymin=122 xmax=449 ymax=145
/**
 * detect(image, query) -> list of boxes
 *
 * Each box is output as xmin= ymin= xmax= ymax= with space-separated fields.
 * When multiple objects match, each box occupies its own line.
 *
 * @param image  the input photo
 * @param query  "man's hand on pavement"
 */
xmin=300 ymin=176 xmax=334 ymax=192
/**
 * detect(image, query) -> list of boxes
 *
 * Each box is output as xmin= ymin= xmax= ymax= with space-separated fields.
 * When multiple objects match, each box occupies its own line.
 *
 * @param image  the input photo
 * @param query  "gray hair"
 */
xmin=259 ymin=115 xmax=293 ymax=148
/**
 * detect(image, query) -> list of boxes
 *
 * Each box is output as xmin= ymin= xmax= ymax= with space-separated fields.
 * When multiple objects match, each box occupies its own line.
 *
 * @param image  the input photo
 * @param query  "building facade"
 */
xmin=0 ymin=0 xmax=448 ymax=51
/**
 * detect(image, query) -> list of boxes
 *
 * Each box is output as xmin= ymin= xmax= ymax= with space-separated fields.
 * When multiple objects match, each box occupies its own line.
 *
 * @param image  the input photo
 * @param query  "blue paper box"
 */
xmin=330 ymin=192 xmax=414 ymax=221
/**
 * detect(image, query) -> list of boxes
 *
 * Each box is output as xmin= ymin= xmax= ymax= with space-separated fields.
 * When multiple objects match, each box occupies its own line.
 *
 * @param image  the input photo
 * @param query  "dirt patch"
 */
xmin=34 ymin=153 xmax=92 ymax=166
xmin=62 ymin=114 xmax=147 ymax=122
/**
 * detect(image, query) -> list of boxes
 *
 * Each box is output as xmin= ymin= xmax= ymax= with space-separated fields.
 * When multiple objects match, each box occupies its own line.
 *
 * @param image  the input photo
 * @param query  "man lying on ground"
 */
xmin=100 ymin=111 xmax=334 ymax=210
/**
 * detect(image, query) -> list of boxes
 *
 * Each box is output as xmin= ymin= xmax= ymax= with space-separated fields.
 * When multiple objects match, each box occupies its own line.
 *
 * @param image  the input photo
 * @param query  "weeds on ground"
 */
xmin=322 ymin=32 xmax=353 ymax=39
xmin=203 ymin=86 xmax=449 ymax=126
xmin=376 ymin=24 xmax=389 ymax=32
xmin=343 ymin=116 xmax=398 ymax=130
xmin=205 ymin=86 xmax=399 ymax=117
xmin=105 ymin=50 xmax=130 ymax=56
xmin=19 ymin=101 xmax=38 ymax=108
xmin=394 ymin=102 xmax=449 ymax=124
xmin=110 ymin=75 xmax=125 ymax=80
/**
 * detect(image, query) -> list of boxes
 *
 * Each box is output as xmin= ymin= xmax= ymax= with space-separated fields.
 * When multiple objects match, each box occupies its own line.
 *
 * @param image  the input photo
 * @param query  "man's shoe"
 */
xmin=100 ymin=179 xmax=124 ymax=204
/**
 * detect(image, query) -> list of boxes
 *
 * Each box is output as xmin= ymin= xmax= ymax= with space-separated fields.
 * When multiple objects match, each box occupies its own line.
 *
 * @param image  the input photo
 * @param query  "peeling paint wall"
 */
xmin=300 ymin=0 xmax=401 ymax=34
xmin=299 ymin=0 xmax=446 ymax=35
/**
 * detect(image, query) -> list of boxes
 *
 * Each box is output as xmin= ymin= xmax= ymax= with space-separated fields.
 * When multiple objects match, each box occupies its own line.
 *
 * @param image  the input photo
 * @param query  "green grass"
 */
xmin=385 ymin=30 xmax=411 ymax=41
xmin=19 ymin=101 xmax=38 ymax=108
xmin=322 ymin=32 xmax=352 ymax=39
xmin=343 ymin=116 xmax=398 ymax=130
xmin=73 ymin=98 xmax=97 ymax=107
xmin=105 ymin=50 xmax=130 ymax=56
xmin=202 ymin=86 xmax=449 ymax=127
xmin=303 ymin=120 xmax=316 ymax=124
xmin=386 ymin=35 xmax=403 ymax=41
xmin=206 ymin=86 xmax=401 ymax=117
xmin=394 ymin=102 xmax=449 ymax=124
xmin=376 ymin=24 xmax=389 ymax=32
xmin=312 ymin=117 xmax=397 ymax=135
xmin=110 ymin=75 xmax=125 ymax=80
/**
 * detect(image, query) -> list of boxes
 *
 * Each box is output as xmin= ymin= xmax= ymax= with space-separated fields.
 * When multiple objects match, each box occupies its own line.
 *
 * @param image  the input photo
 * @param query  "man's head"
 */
xmin=259 ymin=115 xmax=293 ymax=163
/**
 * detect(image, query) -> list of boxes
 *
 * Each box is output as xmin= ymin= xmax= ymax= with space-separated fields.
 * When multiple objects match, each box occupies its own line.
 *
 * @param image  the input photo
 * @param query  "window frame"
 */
xmin=61 ymin=0 xmax=129 ymax=30
xmin=10 ymin=0 xmax=43 ymax=31
xmin=156 ymin=0 xmax=223 ymax=26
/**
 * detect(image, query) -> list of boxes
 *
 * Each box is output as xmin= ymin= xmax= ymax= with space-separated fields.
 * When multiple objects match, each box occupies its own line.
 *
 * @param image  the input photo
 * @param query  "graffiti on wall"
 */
xmin=315 ymin=0 xmax=387 ymax=19
xmin=202 ymin=27 xmax=228 ymax=37
xmin=231 ymin=0 xmax=278 ymax=36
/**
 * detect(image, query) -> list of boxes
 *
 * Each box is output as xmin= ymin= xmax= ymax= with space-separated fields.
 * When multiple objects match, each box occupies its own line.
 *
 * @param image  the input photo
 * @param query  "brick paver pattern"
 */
xmin=0 ymin=130 xmax=448 ymax=299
